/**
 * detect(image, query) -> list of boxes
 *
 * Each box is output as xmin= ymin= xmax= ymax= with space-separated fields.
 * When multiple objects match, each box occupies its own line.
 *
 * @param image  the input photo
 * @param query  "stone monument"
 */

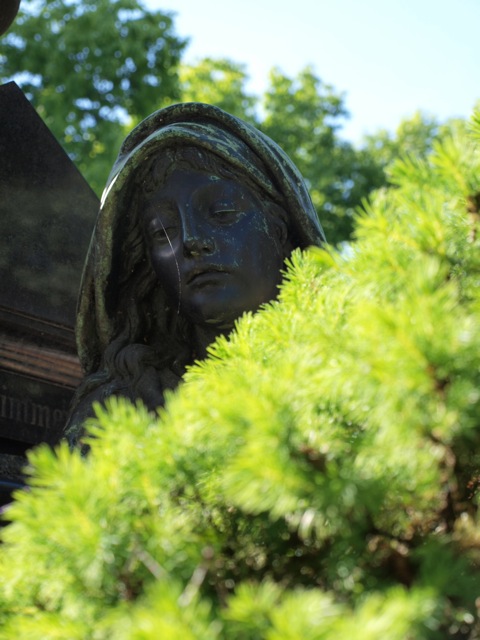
xmin=0 ymin=81 xmax=99 ymax=503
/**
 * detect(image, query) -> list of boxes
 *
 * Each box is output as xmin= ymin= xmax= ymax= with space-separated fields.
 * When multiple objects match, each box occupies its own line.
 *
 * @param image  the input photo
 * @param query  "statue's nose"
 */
xmin=183 ymin=236 xmax=215 ymax=257
xmin=181 ymin=208 xmax=215 ymax=256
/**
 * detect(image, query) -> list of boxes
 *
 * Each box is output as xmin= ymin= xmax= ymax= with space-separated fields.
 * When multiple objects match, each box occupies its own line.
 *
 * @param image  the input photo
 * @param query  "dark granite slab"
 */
xmin=0 ymin=81 xmax=100 ymax=502
xmin=0 ymin=81 xmax=99 ymax=332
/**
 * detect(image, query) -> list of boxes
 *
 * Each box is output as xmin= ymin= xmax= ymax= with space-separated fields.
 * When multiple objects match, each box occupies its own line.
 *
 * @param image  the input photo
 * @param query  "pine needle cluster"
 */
xmin=1 ymin=113 xmax=480 ymax=639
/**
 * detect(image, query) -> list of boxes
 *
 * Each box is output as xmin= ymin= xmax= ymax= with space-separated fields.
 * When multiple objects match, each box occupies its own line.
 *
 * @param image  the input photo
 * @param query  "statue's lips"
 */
xmin=186 ymin=266 xmax=230 ymax=286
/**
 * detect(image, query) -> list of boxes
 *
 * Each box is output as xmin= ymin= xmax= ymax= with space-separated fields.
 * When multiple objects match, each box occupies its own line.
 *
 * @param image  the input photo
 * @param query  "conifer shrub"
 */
xmin=1 ymin=113 xmax=480 ymax=639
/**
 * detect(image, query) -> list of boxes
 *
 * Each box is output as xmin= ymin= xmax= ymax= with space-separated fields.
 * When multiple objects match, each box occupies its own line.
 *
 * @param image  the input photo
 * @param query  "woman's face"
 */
xmin=140 ymin=166 xmax=287 ymax=330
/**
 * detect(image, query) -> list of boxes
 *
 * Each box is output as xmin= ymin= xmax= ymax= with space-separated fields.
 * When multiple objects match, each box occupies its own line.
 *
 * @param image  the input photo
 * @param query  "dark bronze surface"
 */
xmin=0 ymin=0 xmax=20 ymax=37
xmin=141 ymin=166 xmax=286 ymax=335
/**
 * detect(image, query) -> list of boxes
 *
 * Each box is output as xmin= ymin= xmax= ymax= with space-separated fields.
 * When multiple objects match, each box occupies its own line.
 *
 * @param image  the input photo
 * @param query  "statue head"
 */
xmin=67 ymin=103 xmax=325 ymax=442
xmin=138 ymin=144 xmax=296 ymax=351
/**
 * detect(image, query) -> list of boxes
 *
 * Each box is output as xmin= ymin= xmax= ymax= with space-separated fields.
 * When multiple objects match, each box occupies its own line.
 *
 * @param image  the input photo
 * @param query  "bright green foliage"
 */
xmin=0 ymin=0 xmax=186 ymax=194
xmin=1 ymin=111 xmax=480 ymax=639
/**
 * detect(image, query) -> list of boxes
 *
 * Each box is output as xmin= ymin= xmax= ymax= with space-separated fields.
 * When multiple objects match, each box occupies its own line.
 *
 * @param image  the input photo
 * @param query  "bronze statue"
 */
xmin=0 ymin=0 xmax=21 ymax=37
xmin=65 ymin=103 xmax=326 ymax=446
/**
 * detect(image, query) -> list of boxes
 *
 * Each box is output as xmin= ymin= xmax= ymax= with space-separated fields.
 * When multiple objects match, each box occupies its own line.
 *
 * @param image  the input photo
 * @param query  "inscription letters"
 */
xmin=0 ymin=393 xmax=67 ymax=429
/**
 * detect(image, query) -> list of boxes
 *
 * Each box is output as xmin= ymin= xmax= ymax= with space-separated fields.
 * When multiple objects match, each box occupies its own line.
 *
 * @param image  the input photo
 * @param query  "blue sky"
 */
xmin=145 ymin=0 xmax=479 ymax=142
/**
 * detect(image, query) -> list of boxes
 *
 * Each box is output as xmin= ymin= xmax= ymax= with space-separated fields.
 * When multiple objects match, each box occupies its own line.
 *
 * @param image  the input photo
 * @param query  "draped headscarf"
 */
xmin=76 ymin=102 xmax=326 ymax=375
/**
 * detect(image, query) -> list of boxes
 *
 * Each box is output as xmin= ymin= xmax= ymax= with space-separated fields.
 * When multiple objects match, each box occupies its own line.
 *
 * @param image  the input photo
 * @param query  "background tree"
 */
xmin=177 ymin=57 xmax=257 ymax=123
xmin=0 ymin=0 xmax=186 ymax=194
xmin=356 ymin=112 xmax=470 ymax=210
xmin=362 ymin=111 xmax=440 ymax=170
xmin=259 ymin=66 xmax=356 ymax=243
xmin=0 ymin=1 xmax=467 ymax=244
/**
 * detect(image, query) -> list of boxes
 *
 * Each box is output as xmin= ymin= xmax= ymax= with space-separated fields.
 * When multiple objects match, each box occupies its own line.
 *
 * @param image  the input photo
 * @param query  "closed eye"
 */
xmin=209 ymin=206 xmax=245 ymax=223
xmin=152 ymin=228 xmax=168 ymax=241
xmin=150 ymin=223 xmax=178 ymax=243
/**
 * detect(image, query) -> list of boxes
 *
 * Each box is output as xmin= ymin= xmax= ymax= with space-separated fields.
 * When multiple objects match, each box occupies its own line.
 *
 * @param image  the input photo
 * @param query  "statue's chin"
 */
xmin=182 ymin=298 xmax=260 ymax=332
xmin=179 ymin=278 xmax=279 ymax=332
xmin=187 ymin=309 xmax=238 ymax=331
